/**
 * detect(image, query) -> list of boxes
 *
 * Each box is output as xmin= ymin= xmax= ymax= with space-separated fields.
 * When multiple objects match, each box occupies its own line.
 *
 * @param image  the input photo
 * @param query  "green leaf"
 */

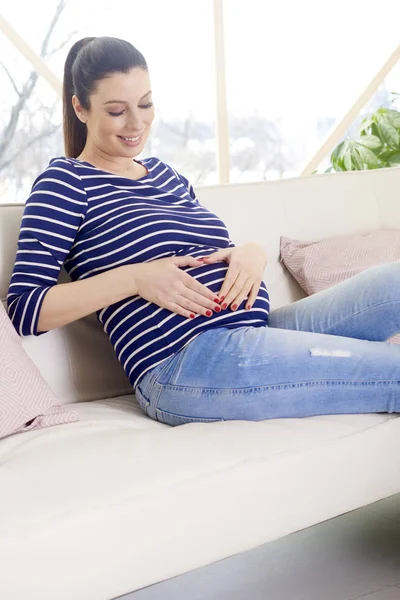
xmin=376 ymin=117 xmax=399 ymax=147
xmin=343 ymin=147 xmax=353 ymax=170
xmin=383 ymin=109 xmax=400 ymax=129
xmin=359 ymin=117 xmax=374 ymax=134
xmin=331 ymin=157 xmax=344 ymax=171
xmin=384 ymin=151 xmax=400 ymax=166
xmin=331 ymin=141 xmax=348 ymax=171
xmin=358 ymin=135 xmax=382 ymax=150
xmin=352 ymin=151 xmax=364 ymax=170
xmin=331 ymin=141 xmax=345 ymax=162
xmin=355 ymin=144 xmax=381 ymax=169
xmin=371 ymin=122 xmax=383 ymax=142
xmin=332 ymin=159 xmax=344 ymax=172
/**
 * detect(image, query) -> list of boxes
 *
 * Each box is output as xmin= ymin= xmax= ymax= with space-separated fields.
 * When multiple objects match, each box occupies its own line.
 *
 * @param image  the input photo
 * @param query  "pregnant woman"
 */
xmin=7 ymin=36 xmax=400 ymax=425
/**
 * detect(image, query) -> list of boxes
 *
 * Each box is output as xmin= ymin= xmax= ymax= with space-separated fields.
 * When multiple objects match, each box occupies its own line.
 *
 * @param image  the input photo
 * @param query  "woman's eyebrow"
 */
xmin=103 ymin=91 xmax=152 ymax=105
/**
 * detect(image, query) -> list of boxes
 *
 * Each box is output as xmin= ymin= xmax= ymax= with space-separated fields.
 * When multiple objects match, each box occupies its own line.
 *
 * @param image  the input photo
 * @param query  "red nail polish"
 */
xmin=214 ymin=297 xmax=220 ymax=303
xmin=246 ymin=304 xmax=251 ymax=310
xmin=220 ymin=296 xmax=225 ymax=302
xmin=232 ymin=304 xmax=237 ymax=311
xmin=206 ymin=310 xmax=212 ymax=317
xmin=214 ymin=305 xmax=221 ymax=312
xmin=190 ymin=313 xmax=195 ymax=318
xmin=222 ymin=303 xmax=227 ymax=310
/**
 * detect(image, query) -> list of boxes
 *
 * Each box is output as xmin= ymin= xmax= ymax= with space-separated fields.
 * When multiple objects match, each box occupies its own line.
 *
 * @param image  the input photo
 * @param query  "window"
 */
xmin=1 ymin=0 xmax=399 ymax=203
xmin=1 ymin=0 xmax=217 ymax=205
xmin=0 ymin=30 xmax=63 ymax=203
xmin=224 ymin=0 xmax=400 ymax=181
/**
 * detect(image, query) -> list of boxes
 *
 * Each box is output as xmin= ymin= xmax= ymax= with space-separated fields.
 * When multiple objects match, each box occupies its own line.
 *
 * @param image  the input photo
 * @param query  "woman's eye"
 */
xmin=108 ymin=102 xmax=153 ymax=116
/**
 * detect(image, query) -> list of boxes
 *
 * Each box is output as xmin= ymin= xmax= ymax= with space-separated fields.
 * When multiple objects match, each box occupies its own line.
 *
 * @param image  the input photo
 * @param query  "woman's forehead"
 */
xmin=93 ymin=69 xmax=151 ymax=102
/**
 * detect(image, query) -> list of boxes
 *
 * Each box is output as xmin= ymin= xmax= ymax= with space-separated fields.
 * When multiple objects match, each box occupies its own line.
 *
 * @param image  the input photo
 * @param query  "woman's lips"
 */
xmin=117 ymin=134 xmax=142 ymax=147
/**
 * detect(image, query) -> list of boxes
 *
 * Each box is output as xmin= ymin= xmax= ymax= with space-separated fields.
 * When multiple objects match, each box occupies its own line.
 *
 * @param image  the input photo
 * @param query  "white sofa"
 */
xmin=1 ymin=166 xmax=400 ymax=600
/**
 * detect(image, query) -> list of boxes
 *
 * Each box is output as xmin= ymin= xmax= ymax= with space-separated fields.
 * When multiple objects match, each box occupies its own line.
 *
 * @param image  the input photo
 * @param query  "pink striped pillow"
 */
xmin=0 ymin=302 xmax=79 ymax=440
xmin=280 ymin=230 xmax=400 ymax=344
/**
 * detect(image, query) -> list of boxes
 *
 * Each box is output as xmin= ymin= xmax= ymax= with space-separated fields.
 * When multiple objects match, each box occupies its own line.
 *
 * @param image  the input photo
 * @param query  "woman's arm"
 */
xmin=8 ymin=160 xmax=221 ymax=335
xmin=37 ymin=254 xmax=219 ymax=331
xmin=7 ymin=160 xmax=89 ymax=336
xmin=37 ymin=265 xmax=134 ymax=332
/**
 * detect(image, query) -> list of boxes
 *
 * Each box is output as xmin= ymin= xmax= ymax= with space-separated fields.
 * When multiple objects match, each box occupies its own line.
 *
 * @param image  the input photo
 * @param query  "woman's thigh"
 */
xmin=135 ymin=325 xmax=400 ymax=426
xmin=268 ymin=261 xmax=400 ymax=340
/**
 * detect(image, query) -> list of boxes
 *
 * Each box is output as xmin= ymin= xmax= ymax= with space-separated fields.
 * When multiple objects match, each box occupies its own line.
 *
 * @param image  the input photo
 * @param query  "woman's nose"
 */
xmin=126 ymin=111 xmax=143 ymax=132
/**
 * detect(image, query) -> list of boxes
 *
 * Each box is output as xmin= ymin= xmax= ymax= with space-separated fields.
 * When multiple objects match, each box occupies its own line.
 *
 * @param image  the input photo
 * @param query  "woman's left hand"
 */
xmin=199 ymin=243 xmax=267 ymax=311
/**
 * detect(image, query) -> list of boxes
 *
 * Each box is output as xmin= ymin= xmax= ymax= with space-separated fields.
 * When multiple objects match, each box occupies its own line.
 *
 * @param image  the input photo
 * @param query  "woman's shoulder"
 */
xmin=33 ymin=156 xmax=84 ymax=183
xmin=47 ymin=156 xmax=83 ymax=170
xmin=141 ymin=156 xmax=179 ymax=177
xmin=29 ymin=157 xmax=87 ymax=199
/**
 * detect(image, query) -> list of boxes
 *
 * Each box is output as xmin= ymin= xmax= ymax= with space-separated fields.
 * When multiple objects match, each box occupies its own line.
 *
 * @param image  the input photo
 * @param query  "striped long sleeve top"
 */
xmin=7 ymin=157 xmax=270 ymax=389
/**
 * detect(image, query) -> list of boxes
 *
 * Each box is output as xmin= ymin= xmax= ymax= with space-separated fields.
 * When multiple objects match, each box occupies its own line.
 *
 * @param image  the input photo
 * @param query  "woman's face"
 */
xmin=73 ymin=67 xmax=155 ymax=158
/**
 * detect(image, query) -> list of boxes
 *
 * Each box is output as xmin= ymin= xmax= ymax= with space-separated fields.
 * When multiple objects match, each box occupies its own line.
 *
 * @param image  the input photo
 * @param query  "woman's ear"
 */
xmin=72 ymin=95 xmax=87 ymax=123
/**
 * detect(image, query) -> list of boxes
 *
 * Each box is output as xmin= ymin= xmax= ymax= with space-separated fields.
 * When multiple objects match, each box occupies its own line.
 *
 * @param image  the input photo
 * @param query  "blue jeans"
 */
xmin=135 ymin=262 xmax=400 ymax=425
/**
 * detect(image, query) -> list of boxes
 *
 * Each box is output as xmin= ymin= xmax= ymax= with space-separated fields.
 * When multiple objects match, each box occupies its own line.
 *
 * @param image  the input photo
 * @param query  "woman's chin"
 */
xmin=111 ymin=147 xmax=142 ymax=159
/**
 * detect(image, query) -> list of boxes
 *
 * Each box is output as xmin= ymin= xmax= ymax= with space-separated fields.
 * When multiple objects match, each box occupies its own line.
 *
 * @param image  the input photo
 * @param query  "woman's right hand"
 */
xmin=131 ymin=256 xmax=221 ymax=319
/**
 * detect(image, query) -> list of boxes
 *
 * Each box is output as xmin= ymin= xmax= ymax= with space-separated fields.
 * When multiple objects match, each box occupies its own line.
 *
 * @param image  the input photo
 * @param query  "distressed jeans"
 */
xmin=135 ymin=262 xmax=400 ymax=426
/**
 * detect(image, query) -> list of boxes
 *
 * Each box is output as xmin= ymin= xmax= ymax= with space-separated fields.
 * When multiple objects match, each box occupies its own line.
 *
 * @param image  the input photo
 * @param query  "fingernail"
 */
xmin=220 ymin=296 xmax=225 ymax=302
xmin=206 ymin=310 xmax=212 ymax=317
xmin=214 ymin=305 xmax=221 ymax=313
xmin=189 ymin=313 xmax=196 ymax=318
xmin=232 ymin=304 xmax=237 ymax=311
xmin=221 ymin=303 xmax=227 ymax=310
xmin=214 ymin=297 xmax=220 ymax=303
xmin=246 ymin=304 xmax=251 ymax=310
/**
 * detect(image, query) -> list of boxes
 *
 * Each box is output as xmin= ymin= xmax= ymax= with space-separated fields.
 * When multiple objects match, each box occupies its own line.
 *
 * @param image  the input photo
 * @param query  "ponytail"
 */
xmin=62 ymin=36 xmax=147 ymax=158
xmin=62 ymin=37 xmax=94 ymax=158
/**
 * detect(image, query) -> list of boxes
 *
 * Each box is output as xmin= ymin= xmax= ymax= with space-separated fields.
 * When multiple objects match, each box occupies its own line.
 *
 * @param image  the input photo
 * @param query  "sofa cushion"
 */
xmin=279 ymin=230 xmax=400 ymax=343
xmin=0 ymin=302 xmax=79 ymax=439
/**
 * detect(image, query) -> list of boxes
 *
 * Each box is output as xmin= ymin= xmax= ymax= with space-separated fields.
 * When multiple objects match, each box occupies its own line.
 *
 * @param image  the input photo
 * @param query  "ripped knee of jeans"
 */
xmin=310 ymin=347 xmax=352 ymax=357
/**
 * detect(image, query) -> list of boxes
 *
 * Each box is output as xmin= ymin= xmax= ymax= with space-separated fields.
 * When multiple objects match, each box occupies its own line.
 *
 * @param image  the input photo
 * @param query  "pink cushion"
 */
xmin=280 ymin=230 xmax=400 ymax=344
xmin=0 ymin=303 xmax=79 ymax=440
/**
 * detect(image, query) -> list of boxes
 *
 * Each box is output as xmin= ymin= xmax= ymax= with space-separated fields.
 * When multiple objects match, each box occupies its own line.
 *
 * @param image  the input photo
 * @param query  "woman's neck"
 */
xmin=76 ymin=148 xmax=145 ymax=179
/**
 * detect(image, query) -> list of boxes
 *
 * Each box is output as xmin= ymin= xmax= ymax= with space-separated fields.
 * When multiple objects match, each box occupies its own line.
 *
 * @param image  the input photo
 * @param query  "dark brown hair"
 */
xmin=62 ymin=36 xmax=148 ymax=158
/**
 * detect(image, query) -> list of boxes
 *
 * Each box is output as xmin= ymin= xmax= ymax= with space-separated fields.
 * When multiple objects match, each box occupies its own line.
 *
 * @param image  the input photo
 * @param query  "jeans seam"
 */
xmin=159 ymin=379 xmax=400 ymax=394
xmin=322 ymin=299 xmax=400 ymax=335
xmin=156 ymin=408 xmax=224 ymax=422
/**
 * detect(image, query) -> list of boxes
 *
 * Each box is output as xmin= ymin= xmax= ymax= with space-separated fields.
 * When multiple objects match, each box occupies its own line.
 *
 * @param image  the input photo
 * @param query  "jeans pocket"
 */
xmin=135 ymin=352 xmax=182 ymax=418
xmin=155 ymin=408 xmax=224 ymax=426
xmin=135 ymin=385 xmax=151 ymax=415
xmin=155 ymin=345 xmax=190 ymax=386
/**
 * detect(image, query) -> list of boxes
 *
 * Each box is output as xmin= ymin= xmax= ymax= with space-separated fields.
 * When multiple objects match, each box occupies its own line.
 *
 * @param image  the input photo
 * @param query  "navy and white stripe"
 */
xmin=7 ymin=157 xmax=270 ymax=389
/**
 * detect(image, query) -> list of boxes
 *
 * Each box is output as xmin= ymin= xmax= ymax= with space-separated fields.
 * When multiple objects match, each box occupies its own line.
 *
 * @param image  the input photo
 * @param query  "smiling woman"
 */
xmin=63 ymin=37 xmax=155 ymax=178
xmin=7 ymin=34 xmax=400 ymax=428
xmin=7 ymin=35 xmax=271 ymax=391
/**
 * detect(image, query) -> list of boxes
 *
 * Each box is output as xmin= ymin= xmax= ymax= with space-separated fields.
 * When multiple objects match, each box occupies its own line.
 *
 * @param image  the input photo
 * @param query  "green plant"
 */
xmin=327 ymin=93 xmax=400 ymax=172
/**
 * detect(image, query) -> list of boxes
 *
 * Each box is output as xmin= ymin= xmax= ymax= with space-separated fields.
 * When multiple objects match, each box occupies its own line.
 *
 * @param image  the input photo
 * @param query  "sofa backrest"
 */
xmin=1 ymin=166 xmax=400 ymax=403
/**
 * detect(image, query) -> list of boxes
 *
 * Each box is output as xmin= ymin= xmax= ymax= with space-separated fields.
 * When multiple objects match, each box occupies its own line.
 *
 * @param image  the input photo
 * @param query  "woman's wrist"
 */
xmin=117 ymin=264 xmax=141 ymax=298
